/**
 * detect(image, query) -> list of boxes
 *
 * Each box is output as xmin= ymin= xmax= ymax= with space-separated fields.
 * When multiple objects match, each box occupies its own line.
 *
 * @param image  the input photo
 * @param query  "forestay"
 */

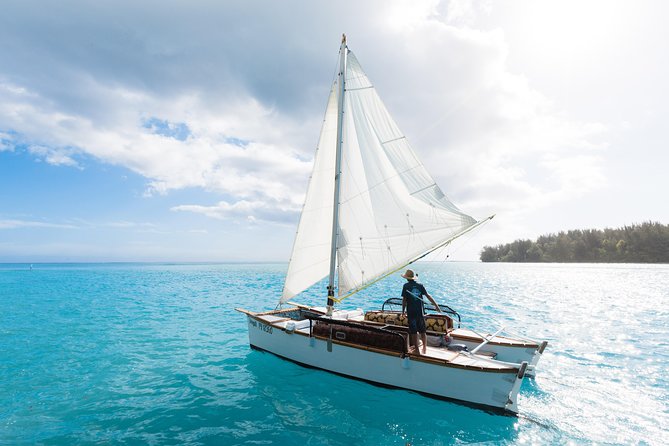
xmin=281 ymin=48 xmax=477 ymax=303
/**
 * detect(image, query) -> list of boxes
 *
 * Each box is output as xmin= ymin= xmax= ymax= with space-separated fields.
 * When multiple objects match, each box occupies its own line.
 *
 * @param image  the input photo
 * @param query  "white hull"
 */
xmin=242 ymin=310 xmax=527 ymax=414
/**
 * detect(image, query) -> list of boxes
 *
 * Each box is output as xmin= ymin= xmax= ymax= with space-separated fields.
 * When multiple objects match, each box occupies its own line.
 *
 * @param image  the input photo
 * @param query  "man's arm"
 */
xmin=425 ymin=292 xmax=443 ymax=313
xmin=402 ymin=295 xmax=407 ymax=314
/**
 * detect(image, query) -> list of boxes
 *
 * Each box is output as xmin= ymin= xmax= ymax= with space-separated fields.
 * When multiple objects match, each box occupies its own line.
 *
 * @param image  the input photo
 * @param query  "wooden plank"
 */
xmin=235 ymin=307 xmax=255 ymax=316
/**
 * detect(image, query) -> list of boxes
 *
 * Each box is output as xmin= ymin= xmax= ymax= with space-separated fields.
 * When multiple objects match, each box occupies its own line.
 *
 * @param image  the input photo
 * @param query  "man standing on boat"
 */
xmin=401 ymin=269 xmax=442 ymax=355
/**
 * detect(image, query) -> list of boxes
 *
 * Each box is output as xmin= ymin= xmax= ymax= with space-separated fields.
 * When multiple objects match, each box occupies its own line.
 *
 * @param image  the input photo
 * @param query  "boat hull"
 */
xmin=244 ymin=313 xmax=526 ymax=414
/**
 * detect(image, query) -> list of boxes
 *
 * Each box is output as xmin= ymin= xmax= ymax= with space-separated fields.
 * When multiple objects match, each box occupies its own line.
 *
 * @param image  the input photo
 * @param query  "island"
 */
xmin=480 ymin=222 xmax=669 ymax=263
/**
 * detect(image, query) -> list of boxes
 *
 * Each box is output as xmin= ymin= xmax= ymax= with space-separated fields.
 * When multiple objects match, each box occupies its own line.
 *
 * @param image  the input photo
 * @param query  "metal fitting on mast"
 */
xmin=326 ymin=286 xmax=335 ymax=317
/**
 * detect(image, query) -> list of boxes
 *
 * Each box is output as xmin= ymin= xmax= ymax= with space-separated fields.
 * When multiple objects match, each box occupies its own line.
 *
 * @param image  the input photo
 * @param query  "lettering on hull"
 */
xmin=249 ymin=318 xmax=273 ymax=334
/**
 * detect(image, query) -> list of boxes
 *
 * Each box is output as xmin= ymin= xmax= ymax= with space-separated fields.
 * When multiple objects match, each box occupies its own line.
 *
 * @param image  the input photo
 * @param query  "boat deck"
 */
xmin=450 ymin=328 xmax=539 ymax=348
xmin=248 ymin=309 xmax=518 ymax=372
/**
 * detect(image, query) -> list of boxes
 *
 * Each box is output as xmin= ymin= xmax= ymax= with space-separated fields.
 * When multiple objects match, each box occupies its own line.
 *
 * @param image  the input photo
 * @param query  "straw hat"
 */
xmin=401 ymin=269 xmax=416 ymax=280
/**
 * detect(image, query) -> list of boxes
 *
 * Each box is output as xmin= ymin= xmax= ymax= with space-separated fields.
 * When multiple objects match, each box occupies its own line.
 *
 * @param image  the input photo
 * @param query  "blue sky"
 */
xmin=1 ymin=0 xmax=668 ymax=262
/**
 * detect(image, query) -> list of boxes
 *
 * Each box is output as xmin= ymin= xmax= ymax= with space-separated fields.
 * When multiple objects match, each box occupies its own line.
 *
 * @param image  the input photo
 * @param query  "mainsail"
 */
xmin=281 ymin=44 xmax=477 ymax=304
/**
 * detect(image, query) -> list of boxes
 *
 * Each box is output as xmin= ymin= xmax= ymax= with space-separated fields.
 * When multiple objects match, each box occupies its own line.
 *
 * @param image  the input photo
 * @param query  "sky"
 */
xmin=1 ymin=0 xmax=668 ymax=263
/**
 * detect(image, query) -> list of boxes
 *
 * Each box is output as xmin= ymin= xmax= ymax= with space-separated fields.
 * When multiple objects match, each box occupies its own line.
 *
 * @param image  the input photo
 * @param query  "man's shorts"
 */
xmin=408 ymin=315 xmax=426 ymax=334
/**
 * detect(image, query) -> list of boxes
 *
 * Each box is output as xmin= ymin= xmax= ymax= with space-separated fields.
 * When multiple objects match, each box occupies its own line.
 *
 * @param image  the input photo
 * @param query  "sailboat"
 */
xmin=237 ymin=36 xmax=546 ymax=414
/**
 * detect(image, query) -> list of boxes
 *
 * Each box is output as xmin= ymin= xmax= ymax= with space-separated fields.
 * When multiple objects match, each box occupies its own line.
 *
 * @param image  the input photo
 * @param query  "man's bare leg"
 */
xmin=420 ymin=332 xmax=427 ymax=354
xmin=409 ymin=333 xmax=419 ymax=355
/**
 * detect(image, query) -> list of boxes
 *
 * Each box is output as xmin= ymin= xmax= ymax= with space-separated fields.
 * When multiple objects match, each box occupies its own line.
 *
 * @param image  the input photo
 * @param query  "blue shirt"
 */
xmin=402 ymin=280 xmax=428 ymax=318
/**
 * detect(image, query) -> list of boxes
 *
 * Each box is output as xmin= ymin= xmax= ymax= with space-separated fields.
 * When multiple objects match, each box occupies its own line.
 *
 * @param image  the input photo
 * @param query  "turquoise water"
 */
xmin=1 ymin=262 xmax=668 ymax=445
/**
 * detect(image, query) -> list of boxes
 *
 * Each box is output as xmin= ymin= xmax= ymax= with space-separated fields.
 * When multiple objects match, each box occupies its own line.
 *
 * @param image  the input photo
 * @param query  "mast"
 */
xmin=326 ymin=34 xmax=347 ymax=317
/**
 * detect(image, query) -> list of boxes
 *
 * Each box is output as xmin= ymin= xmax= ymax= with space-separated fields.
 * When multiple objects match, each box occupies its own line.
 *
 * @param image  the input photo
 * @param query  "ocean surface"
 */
xmin=1 ymin=262 xmax=668 ymax=445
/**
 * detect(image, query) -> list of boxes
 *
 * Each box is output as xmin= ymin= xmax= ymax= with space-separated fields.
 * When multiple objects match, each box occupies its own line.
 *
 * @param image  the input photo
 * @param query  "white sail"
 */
xmin=282 ymin=47 xmax=477 ymax=303
xmin=280 ymin=80 xmax=339 ymax=303
xmin=336 ymin=51 xmax=477 ymax=296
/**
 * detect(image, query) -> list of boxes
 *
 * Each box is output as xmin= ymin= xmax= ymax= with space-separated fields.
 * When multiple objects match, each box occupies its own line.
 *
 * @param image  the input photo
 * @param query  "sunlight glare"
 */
xmin=519 ymin=0 xmax=627 ymax=66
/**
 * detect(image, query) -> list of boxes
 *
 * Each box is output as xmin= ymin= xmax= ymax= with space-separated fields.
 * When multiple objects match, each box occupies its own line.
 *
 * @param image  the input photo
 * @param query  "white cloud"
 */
xmin=27 ymin=144 xmax=80 ymax=167
xmin=0 ymin=131 xmax=15 ymax=152
xmin=0 ymin=78 xmax=314 ymax=213
xmin=172 ymin=199 xmax=300 ymax=225
xmin=104 ymin=221 xmax=156 ymax=229
xmin=443 ymin=0 xmax=492 ymax=26
xmin=0 ymin=219 xmax=77 ymax=230
xmin=366 ymin=10 xmax=609 ymax=224
xmin=0 ymin=0 xmax=611 ymax=250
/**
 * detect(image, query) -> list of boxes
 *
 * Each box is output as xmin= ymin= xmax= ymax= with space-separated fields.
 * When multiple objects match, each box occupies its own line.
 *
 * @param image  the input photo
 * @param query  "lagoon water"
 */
xmin=1 ymin=262 xmax=668 ymax=445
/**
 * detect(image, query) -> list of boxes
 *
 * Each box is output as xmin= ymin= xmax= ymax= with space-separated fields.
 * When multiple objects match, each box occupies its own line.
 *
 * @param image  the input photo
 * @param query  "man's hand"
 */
xmin=427 ymin=293 xmax=443 ymax=313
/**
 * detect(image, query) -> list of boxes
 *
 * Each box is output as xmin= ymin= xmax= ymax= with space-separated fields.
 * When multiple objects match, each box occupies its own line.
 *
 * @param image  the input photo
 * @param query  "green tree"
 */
xmin=480 ymin=222 xmax=669 ymax=263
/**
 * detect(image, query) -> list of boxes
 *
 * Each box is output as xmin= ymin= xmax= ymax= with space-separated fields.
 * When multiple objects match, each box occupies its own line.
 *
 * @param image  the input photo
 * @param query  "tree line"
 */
xmin=480 ymin=222 xmax=669 ymax=263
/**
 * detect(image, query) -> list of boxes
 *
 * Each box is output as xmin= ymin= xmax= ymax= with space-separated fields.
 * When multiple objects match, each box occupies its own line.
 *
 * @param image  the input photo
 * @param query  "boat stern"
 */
xmin=504 ymin=361 xmax=528 ymax=414
xmin=525 ymin=340 xmax=548 ymax=378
